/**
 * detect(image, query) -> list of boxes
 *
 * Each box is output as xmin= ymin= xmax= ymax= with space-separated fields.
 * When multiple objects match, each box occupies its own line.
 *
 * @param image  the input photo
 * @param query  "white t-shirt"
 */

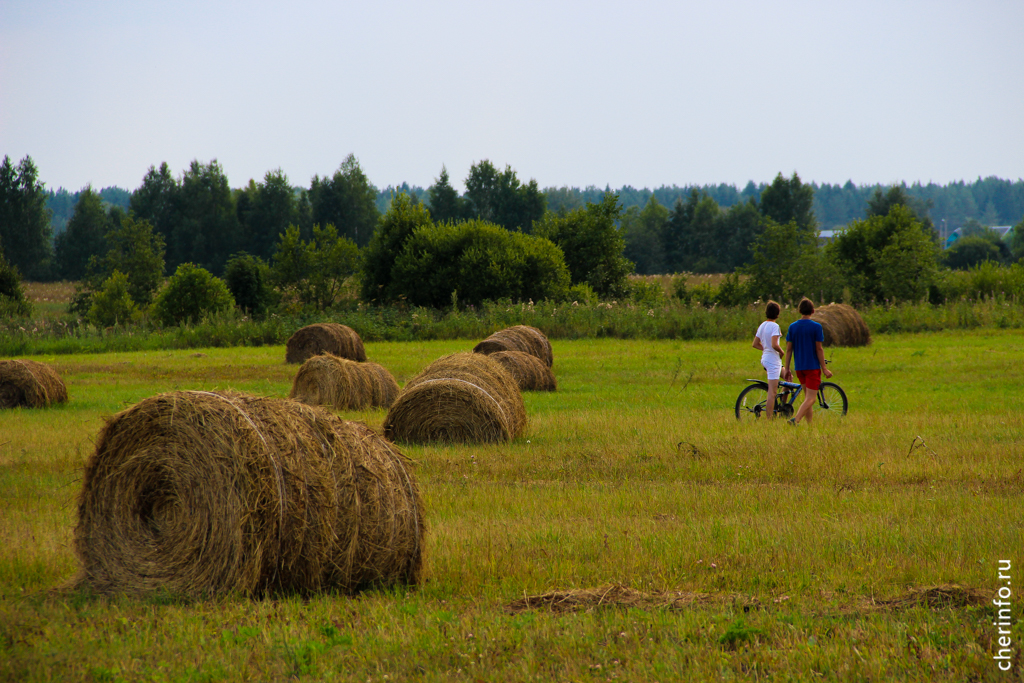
xmin=755 ymin=320 xmax=782 ymax=365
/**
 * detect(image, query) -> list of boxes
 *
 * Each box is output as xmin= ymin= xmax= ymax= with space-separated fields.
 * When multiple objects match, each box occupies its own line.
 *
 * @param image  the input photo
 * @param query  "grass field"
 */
xmin=1 ymin=330 xmax=1022 ymax=681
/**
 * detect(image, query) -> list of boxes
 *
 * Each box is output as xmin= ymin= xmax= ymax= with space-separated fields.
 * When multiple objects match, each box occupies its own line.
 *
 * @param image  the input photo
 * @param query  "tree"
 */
xmin=718 ymin=199 xmax=764 ymax=271
xmin=271 ymin=224 xmax=360 ymax=311
xmin=388 ymin=220 xmax=570 ymax=308
xmin=152 ymin=263 xmax=235 ymax=326
xmin=664 ymin=190 xmax=726 ymax=273
xmin=1011 ymin=216 xmax=1024 ymax=262
xmin=89 ymin=215 xmax=167 ymax=306
xmin=759 ymin=172 xmax=816 ymax=233
xmin=622 ymin=194 xmax=669 ymax=275
xmin=176 ymin=160 xmax=241 ymax=274
xmin=826 ymin=204 xmax=939 ymax=303
xmin=866 ymin=184 xmax=937 ymax=242
xmin=129 ymin=162 xmax=181 ymax=269
xmin=743 ymin=219 xmax=820 ymax=302
xmin=533 ymin=192 xmax=632 ymax=298
xmin=426 ymin=165 xmax=469 ymax=224
xmin=0 ymin=155 xmax=53 ymax=280
xmin=54 ymin=186 xmax=109 ymax=281
xmin=464 ymin=160 xmax=546 ymax=232
xmin=360 ymin=193 xmax=433 ymax=303
xmin=236 ymin=169 xmax=301 ymax=260
xmin=309 ymin=154 xmax=380 ymax=247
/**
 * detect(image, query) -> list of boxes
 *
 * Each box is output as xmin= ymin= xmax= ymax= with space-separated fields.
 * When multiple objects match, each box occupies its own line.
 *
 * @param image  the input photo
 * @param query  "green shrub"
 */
xmin=389 ymin=220 xmax=570 ymax=308
xmin=627 ymin=278 xmax=666 ymax=308
xmin=224 ymin=252 xmax=274 ymax=318
xmin=0 ymin=253 xmax=31 ymax=318
xmin=88 ymin=270 xmax=139 ymax=327
xmin=566 ymin=282 xmax=598 ymax=305
xmin=671 ymin=275 xmax=691 ymax=304
xmin=152 ymin=263 xmax=235 ymax=326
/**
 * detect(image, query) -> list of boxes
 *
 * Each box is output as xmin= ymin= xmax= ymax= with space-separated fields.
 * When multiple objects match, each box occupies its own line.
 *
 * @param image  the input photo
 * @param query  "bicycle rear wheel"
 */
xmin=816 ymin=382 xmax=848 ymax=417
xmin=735 ymin=384 xmax=769 ymax=421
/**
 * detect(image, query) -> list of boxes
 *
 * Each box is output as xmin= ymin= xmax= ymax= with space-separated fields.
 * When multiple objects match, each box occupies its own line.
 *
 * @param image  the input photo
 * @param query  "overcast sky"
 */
xmin=2 ymin=0 xmax=1022 ymax=194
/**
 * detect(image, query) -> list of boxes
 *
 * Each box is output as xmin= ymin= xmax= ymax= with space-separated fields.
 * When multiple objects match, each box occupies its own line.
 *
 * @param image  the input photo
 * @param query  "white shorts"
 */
xmin=761 ymin=354 xmax=782 ymax=381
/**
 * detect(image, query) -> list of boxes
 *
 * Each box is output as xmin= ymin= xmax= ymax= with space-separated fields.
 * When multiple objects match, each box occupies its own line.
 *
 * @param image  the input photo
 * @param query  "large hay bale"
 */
xmin=290 ymin=354 xmax=400 ymax=410
xmin=812 ymin=303 xmax=872 ymax=347
xmin=383 ymin=352 xmax=527 ymax=444
xmin=473 ymin=325 xmax=553 ymax=367
xmin=285 ymin=323 xmax=366 ymax=364
xmin=73 ymin=390 xmax=424 ymax=598
xmin=0 ymin=359 xmax=68 ymax=409
xmin=488 ymin=350 xmax=557 ymax=392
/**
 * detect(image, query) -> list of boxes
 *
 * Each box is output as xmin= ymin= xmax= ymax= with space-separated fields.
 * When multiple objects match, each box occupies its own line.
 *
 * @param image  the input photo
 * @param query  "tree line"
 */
xmin=2 ymin=152 xmax=1024 ymax=327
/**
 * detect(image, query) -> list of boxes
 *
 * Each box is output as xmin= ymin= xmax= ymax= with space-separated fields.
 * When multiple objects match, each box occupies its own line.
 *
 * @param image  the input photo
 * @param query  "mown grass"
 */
xmin=1 ymin=331 xmax=1022 ymax=681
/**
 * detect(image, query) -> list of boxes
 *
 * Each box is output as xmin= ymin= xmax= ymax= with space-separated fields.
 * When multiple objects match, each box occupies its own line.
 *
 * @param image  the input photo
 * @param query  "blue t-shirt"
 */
xmin=786 ymin=318 xmax=824 ymax=371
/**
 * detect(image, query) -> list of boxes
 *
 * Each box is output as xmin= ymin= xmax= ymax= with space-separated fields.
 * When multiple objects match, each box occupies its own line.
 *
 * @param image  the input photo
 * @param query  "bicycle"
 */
xmin=734 ymin=362 xmax=848 ymax=421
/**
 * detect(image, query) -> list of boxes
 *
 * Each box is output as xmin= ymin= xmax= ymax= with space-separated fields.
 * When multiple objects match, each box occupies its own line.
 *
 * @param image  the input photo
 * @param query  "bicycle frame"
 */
xmin=743 ymin=379 xmax=804 ymax=418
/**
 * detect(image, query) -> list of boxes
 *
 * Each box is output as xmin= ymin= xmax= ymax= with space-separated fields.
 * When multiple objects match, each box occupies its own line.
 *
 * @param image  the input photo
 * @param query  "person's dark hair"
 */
xmin=798 ymin=297 xmax=814 ymax=316
xmin=765 ymin=300 xmax=781 ymax=320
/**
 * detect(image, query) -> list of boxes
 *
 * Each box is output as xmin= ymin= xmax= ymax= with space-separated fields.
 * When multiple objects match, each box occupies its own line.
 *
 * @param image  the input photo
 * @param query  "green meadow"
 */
xmin=1 ymin=330 xmax=1022 ymax=681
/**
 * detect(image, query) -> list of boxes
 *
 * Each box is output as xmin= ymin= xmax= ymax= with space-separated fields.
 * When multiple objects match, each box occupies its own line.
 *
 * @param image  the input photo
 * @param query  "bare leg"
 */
xmin=794 ymin=388 xmax=817 ymax=424
xmin=766 ymin=379 xmax=779 ymax=419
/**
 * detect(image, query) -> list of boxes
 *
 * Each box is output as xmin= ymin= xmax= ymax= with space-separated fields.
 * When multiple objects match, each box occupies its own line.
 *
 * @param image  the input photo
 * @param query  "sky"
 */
xmin=2 ymin=0 xmax=1023 ymax=195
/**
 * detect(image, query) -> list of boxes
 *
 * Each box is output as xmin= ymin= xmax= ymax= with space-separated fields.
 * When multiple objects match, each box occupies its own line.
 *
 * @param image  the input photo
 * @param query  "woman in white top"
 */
xmin=751 ymin=300 xmax=791 ymax=419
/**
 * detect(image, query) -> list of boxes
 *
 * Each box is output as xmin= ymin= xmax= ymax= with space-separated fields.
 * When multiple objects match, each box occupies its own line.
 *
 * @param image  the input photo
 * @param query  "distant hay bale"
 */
xmin=73 ymin=390 xmax=424 ymax=598
xmin=383 ymin=352 xmax=527 ymax=444
xmin=488 ymin=350 xmax=557 ymax=392
xmin=473 ymin=325 xmax=553 ymax=367
xmin=290 ymin=354 xmax=400 ymax=410
xmin=812 ymin=303 xmax=872 ymax=347
xmin=285 ymin=323 xmax=366 ymax=364
xmin=0 ymin=359 xmax=68 ymax=409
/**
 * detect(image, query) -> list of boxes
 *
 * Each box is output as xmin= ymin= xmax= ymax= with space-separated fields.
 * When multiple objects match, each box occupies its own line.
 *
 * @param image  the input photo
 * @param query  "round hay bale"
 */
xmin=473 ymin=325 xmax=553 ymax=367
xmin=811 ymin=303 xmax=871 ymax=347
xmin=488 ymin=350 xmax=557 ymax=392
xmin=285 ymin=323 xmax=366 ymax=364
xmin=383 ymin=352 xmax=527 ymax=444
xmin=73 ymin=390 xmax=424 ymax=598
xmin=0 ymin=359 xmax=68 ymax=409
xmin=290 ymin=354 xmax=400 ymax=410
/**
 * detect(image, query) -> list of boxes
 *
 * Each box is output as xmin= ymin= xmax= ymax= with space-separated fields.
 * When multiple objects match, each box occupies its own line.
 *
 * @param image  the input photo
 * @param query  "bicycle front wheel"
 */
xmin=816 ymin=382 xmax=848 ymax=417
xmin=735 ymin=384 xmax=769 ymax=421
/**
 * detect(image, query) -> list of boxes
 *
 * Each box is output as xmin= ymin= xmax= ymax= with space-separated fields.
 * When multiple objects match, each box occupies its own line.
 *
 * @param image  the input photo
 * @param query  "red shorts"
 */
xmin=796 ymin=369 xmax=821 ymax=391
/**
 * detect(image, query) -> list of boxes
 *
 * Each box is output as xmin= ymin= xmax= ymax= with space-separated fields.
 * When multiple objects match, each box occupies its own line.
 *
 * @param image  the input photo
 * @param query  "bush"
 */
xmin=88 ymin=271 xmax=139 ymax=327
xmin=224 ymin=252 xmax=274 ymax=318
xmin=0 ymin=253 xmax=31 ymax=318
xmin=627 ymin=278 xmax=666 ymax=308
xmin=944 ymin=234 xmax=1009 ymax=270
xmin=152 ymin=263 xmax=235 ymax=326
xmin=389 ymin=220 xmax=571 ymax=308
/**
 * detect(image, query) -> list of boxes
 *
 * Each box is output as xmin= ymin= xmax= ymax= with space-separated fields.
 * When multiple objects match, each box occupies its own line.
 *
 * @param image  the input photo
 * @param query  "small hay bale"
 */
xmin=73 ymin=390 xmax=424 ymax=598
xmin=811 ymin=303 xmax=872 ymax=347
xmin=473 ymin=325 xmax=553 ymax=367
xmin=285 ymin=323 xmax=366 ymax=364
xmin=488 ymin=350 xmax=556 ymax=392
xmin=0 ymin=359 xmax=68 ymax=409
xmin=383 ymin=352 xmax=527 ymax=444
xmin=290 ymin=354 xmax=400 ymax=410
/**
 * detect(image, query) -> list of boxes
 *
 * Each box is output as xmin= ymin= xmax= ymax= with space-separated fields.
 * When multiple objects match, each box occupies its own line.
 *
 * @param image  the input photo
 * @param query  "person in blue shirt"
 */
xmin=782 ymin=297 xmax=832 ymax=425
